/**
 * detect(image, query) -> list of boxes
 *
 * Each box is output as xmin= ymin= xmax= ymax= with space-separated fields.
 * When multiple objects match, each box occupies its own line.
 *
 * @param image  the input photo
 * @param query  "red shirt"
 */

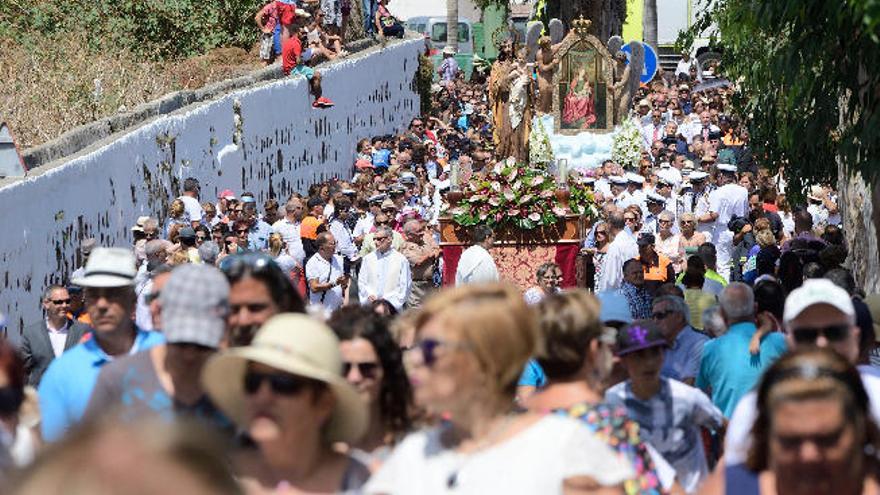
xmin=282 ymin=35 xmax=302 ymax=76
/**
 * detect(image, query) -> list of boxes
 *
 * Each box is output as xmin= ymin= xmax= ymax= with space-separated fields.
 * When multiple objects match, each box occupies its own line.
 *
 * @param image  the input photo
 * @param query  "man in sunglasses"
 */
xmin=39 ymin=248 xmax=165 ymax=442
xmin=723 ymin=278 xmax=880 ymax=479
xmin=84 ymin=264 xmax=232 ymax=434
xmin=19 ymin=284 xmax=90 ymax=387
xmin=654 ymin=295 xmax=709 ymax=386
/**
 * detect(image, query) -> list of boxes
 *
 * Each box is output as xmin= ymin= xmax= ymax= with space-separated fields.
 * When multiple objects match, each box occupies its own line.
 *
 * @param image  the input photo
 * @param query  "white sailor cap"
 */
xmin=646 ymin=192 xmax=666 ymax=204
xmin=367 ymin=193 xmax=388 ymax=203
xmin=717 ymin=163 xmax=738 ymax=173
xmin=610 ymin=175 xmax=628 ymax=186
xmin=656 ymin=176 xmax=674 ymax=187
xmin=689 ymin=171 xmax=709 ymax=181
xmin=625 ymin=172 xmax=645 ymax=184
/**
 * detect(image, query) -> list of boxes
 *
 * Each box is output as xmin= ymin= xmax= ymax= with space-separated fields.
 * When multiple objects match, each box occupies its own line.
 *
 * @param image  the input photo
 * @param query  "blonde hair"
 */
xmin=416 ymin=284 xmax=538 ymax=399
xmin=756 ymin=228 xmax=776 ymax=248
xmin=169 ymin=199 xmax=185 ymax=219
xmin=268 ymin=233 xmax=284 ymax=257
xmin=535 ymin=290 xmax=603 ymax=380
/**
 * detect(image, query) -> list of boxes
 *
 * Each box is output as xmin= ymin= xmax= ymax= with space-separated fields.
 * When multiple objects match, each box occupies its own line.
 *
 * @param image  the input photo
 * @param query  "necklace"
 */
xmin=445 ymin=413 xmax=518 ymax=489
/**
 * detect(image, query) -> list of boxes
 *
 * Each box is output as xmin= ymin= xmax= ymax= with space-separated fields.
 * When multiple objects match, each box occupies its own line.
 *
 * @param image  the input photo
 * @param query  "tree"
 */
xmin=681 ymin=0 xmax=880 ymax=193
xmin=447 ymin=0 xmax=458 ymax=51
xmin=642 ymin=0 xmax=658 ymax=50
xmin=681 ymin=0 xmax=880 ymax=289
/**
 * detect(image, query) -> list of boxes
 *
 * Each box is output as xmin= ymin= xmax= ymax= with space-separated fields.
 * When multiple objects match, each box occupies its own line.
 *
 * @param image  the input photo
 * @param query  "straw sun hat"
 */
xmin=201 ymin=313 xmax=367 ymax=444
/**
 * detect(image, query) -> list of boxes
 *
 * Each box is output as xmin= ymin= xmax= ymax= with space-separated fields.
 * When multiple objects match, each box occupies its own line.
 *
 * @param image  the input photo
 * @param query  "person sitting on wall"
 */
xmin=281 ymin=10 xmax=335 ymax=109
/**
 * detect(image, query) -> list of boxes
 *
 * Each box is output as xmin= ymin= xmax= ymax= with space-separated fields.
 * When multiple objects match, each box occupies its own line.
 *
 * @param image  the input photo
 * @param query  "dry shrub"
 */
xmin=0 ymin=32 xmax=260 ymax=149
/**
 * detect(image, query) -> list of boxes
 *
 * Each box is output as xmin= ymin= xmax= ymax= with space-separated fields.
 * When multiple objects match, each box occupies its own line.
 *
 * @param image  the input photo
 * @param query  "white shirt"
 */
xmin=358 ymin=249 xmax=411 ymax=310
xmin=353 ymin=213 xmax=375 ymax=240
xmin=305 ymin=253 xmax=345 ymax=311
xmin=272 ymin=217 xmax=306 ymax=266
xmin=455 ymin=245 xmax=499 ymax=286
xmin=135 ymin=278 xmax=155 ymax=331
xmin=329 ymin=219 xmax=358 ymax=261
xmin=724 ymin=366 xmax=880 ymax=466
xmin=595 ymin=231 xmax=639 ymax=292
xmin=178 ymin=195 xmax=203 ymax=224
xmin=676 ymin=58 xmax=694 ymax=77
xmin=365 ymin=415 xmax=635 ymax=495
xmin=45 ymin=318 xmax=69 ymax=358
xmin=707 ymin=183 xmax=749 ymax=266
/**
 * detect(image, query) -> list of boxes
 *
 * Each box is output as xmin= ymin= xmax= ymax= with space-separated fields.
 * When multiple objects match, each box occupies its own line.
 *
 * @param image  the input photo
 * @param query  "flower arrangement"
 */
xmin=611 ymin=117 xmax=643 ymax=171
xmin=529 ymin=117 xmax=555 ymax=166
xmin=446 ymin=158 xmax=596 ymax=230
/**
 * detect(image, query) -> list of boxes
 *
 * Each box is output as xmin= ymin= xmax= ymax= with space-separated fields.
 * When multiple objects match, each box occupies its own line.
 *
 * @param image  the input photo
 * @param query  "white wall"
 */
xmin=0 ymin=39 xmax=422 ymax=334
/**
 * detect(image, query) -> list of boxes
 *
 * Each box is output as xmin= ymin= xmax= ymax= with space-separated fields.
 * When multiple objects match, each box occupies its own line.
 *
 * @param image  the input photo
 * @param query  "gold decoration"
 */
xmin=572 ymin=16 xmax=592 ymax=38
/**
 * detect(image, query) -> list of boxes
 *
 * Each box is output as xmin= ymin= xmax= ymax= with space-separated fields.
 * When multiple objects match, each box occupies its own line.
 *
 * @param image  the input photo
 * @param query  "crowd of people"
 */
xmin=0 ymin=14 xmax=877 ymax=495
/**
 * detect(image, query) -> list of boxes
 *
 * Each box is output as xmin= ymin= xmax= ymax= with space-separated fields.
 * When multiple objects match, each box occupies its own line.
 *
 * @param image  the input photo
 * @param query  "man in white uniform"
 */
xmin=272 ymin=198 xmax=307 ymax=266
xmin=595 ymin=212 xmax=639 ymax=292
xmin=698 ymin=165 xmax=747 ymax=281
xmin=455 ymin=225 xmax=499 ymax=285
xmin=305 ymin=232 xmax=348 ymax=313
xmin=358 ymin=226 xmax=412 ymax=311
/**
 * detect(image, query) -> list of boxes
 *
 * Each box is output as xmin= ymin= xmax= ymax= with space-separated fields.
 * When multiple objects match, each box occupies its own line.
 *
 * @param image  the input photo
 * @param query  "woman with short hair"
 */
xmin=523 ymin=262 xmax=563 ymax=305
xmin=366 ymin=283 xmax=634 ymax=494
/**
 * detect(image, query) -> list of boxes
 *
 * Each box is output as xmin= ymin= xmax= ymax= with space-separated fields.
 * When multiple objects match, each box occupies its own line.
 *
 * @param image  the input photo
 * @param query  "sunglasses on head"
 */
xmin=342 ymin=361 xmax=379 ymax=379
xmin=792 ymin=324 xmax=850 ymax=345
xmin=243 ymin=371 xmax=315 ymax=396
xmin=219 ymin=252 xmax=277 ymax=275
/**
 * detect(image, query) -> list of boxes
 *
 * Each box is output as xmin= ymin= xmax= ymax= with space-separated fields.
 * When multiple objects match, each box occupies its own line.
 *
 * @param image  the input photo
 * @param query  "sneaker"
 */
xmin=314 ymin=97 xmax=335 ymax=108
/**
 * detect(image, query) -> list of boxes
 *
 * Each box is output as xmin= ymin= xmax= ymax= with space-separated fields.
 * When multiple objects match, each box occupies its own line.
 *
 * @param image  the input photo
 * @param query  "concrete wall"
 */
xmin=0 ymin=38 xmax=423 ymax=333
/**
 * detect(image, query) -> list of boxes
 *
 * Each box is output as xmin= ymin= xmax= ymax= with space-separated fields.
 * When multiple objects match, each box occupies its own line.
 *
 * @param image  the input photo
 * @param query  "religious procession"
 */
xmin=0 ymin=0 xmax=877 ymax=494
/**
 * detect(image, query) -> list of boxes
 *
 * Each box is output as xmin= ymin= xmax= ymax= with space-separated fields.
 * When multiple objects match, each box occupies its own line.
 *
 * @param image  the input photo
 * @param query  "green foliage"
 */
xmin=416 ymin=53 xmax=435 ymax=116
xmin=679 ymin=0 xmax=880 ymax=196
xmin=1 ymin=0 xmax=265 ymax=59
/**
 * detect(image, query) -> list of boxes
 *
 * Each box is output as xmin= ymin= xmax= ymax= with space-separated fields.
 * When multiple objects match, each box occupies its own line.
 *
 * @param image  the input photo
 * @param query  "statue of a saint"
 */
xmin=562 ymin=67 xmax=597 ymax=129
xmin=489 ymin=43 xmax=532 ymax=162
xmin=609 ymin=51 xmax=633 ymax=125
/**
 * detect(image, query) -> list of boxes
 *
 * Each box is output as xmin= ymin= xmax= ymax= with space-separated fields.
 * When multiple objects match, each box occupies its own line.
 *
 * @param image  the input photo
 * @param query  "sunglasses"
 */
xmin=792 ymin=324 xmax=850 ymax=345
xmin=624 ymin=216 xmax=636 ymax=222
xmin=406 ymin=338 xmax=468 ymax=368
xmin=50 ymin=298 xmax=71 ymax=305
xmin=243 ymin=371 xmax=314 ymax=396
xmin=342 ymin=361 xmax=380 ymax=379
xmin=596 ymin=230 xmax=607 ymax=234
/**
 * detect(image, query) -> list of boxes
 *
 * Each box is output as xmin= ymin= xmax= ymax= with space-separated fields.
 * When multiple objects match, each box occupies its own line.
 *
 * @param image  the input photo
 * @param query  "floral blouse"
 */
xmin=558 ymin=402 xmax=662 ymax=495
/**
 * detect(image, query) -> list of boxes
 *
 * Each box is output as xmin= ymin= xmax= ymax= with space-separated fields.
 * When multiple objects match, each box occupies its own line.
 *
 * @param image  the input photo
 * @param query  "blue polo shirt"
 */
xmin=38 ymin=328 xmax=165 ymax=442
xmin=696 ymin=321 xmax=786 ymax=417
xmin=661 ymin=325 xmax=710 ymax=383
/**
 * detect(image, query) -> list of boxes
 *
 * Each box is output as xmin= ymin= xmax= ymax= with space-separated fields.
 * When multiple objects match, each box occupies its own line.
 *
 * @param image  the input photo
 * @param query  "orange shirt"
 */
xmin=300 ymin=216 xmax=323 ymax=240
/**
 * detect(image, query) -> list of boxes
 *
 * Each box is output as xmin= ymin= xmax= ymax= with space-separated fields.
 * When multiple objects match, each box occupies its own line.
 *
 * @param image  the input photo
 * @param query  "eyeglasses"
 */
xmin=596 ymin=230 xmax=607 ymax=235
xmin=792 ymin=324 xmax=851 ymax=345
xmin=236 ymin=229 xmax=249 ymax=234
xmin=244 ymin=371 xmax=314 ymax=396
xmin=374 ymin=235 xmax=390 ymax=241
xmin=406 ymin=337 xmax=469 ymax=368
xmin=652 ymin=309 xmax=675 ymax=320
xmin=50 ymin=298 xmax=71 ymax=305
xmin=342 ymin=361 xmax=380 ymax=379
xmin=624 ymin=216 xmax=636 ymax=222
xmin=658 ymin=219 xmax=673 ymax=225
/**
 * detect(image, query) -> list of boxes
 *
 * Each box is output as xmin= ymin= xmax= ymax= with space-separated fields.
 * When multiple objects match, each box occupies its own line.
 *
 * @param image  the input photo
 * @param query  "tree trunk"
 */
xmin=447 ymin=0 xmax=459 ymax=52
xmin=643 ymin=0 xmax=658 ymax=50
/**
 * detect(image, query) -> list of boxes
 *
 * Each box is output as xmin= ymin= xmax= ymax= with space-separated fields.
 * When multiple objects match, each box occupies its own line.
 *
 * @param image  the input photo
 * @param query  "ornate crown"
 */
xmin=572 ymin=16 xmax=592 ymax=38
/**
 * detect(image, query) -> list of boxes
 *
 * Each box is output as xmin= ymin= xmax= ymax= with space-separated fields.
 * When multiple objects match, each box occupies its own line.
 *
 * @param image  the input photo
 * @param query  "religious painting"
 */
xmin=551 ymin=18 xmax=615 ymax=135
xmin=558 ymin=43 xmax=608 ymax=130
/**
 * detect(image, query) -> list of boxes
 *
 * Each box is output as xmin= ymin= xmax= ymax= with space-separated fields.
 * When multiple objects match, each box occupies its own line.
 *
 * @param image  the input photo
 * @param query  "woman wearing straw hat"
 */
xmin=202 ymin=313 xmax=370 ymax=493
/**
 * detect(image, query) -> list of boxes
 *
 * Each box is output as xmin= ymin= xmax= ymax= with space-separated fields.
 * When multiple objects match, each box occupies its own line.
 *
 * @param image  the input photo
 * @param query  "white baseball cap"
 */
xmin=783 ymin=279 xmax=855 ymax=325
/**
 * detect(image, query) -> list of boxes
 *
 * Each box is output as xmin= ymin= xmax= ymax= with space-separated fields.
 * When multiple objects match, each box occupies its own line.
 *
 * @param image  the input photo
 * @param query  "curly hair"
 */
xmin=327 ymin=306 xmax=413 ymax=437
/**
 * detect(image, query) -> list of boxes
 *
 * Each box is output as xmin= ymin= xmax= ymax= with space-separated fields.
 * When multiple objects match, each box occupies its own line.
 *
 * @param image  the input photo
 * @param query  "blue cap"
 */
xmin=596 ymin=290 xmax=633 ymax=325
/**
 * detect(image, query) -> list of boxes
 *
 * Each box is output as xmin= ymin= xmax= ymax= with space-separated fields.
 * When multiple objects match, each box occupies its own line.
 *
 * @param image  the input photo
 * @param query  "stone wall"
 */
xmin=0 ymin=37 xmax=423 ymax=333
xmin=839 ymin=168 xmax=880 ymax=294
